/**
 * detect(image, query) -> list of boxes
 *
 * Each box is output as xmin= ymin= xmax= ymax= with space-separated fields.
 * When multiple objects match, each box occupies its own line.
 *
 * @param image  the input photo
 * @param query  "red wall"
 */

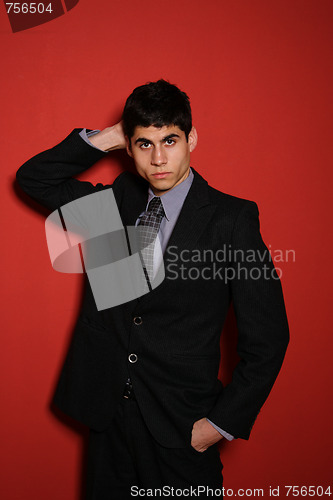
xmin=1 ymin=1 xmax=332 ymax=498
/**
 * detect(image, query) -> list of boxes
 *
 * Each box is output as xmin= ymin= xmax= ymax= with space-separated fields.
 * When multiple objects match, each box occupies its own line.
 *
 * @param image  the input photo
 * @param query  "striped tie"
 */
xmin=138 ymin=196 xmax=165 ymax=289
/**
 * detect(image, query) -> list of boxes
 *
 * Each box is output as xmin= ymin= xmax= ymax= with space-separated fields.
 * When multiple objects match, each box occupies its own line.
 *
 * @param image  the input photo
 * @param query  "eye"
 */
xmin=165 ymin=138 xmax=175 ymax=146
xmin=140 ymin=142 xmax=152 ymax=149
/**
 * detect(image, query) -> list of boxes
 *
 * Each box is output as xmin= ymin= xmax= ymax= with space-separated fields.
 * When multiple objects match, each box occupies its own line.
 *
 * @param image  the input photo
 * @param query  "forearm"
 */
xmin=16 ymin=129 xmax=108 ymax=210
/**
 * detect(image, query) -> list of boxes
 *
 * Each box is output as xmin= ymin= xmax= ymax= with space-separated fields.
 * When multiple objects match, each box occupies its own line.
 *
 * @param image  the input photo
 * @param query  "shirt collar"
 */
xmin=146 ymin=168 xmax=194 ymax=221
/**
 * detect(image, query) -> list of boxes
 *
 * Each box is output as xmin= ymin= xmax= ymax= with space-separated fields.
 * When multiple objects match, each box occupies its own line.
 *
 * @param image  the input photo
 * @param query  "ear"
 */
xmin=188 ymin=126 xmax=198 ymax=153
xmin=126 ymin=136 xmax=133 ymax=157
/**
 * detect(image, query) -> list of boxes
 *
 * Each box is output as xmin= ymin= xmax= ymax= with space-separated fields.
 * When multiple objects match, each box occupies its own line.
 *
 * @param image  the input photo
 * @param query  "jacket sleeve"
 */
xmin=207 ymin=201 xmax=289 ymax=439
xmin=16 ymin=129 xmax=125 ymax=211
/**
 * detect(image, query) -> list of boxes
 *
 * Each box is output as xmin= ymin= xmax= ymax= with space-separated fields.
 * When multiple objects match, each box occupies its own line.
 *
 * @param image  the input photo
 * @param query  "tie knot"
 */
xmin=147 ymin=196 xmax=164 ymax=217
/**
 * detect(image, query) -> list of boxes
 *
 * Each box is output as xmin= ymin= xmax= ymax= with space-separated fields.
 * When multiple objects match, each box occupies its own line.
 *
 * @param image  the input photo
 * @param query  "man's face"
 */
xmin=127 ymin=125 xmax=198 ymax=196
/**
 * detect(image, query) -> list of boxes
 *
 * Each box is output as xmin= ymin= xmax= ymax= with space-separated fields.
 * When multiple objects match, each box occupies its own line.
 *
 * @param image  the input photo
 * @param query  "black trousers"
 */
xmin=86 ymin=397 xmax=223 ymax=499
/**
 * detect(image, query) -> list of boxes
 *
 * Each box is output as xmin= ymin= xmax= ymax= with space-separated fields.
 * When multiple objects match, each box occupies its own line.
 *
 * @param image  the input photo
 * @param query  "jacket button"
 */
xmin=133 ymin=316 xmax=143 ymax=325
xmin=128 ymin=353 xmax=138 ymax=363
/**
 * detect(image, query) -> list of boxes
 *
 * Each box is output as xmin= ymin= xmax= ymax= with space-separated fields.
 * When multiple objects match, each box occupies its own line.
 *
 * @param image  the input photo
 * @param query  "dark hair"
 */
xmin=122 ymin=79 xmax=192 ymax=141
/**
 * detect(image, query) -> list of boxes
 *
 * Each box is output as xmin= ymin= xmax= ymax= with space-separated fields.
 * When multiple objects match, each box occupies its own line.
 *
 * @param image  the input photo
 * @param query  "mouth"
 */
xmin=151 ymin=172 xmax=171 ymax=179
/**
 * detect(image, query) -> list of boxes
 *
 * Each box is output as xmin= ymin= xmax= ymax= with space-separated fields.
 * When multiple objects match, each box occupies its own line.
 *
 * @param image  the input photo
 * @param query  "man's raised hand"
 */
xmin=89 ymin=122 xmax=127 ymax=152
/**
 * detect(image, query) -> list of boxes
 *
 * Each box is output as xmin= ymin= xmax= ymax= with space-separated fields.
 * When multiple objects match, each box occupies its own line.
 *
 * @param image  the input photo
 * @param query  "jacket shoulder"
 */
xmin=207 ymin=183 xmax=259 ymax=216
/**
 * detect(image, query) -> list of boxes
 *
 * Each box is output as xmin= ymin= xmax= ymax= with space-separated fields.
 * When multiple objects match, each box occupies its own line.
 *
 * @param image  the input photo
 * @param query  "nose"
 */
xmin=151 ymin=145 xmax=167 ymax=166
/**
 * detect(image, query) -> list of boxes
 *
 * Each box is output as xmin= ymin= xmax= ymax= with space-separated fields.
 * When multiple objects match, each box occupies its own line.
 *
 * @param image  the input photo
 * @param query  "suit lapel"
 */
xmin=120 ymin=173 xmax=148 ymax=227
xmin=109 ymin=173 xmax=148 ymax=315
xmin=164 ymin=169 xmax=216 ymax=257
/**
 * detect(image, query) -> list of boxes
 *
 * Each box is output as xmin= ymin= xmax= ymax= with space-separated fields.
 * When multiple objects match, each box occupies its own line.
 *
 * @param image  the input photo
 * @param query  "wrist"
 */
xmin=88 ymin=126 xmax=125 ymax=152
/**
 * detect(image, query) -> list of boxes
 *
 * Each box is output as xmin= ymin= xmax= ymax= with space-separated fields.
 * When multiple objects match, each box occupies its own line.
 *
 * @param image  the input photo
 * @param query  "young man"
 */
xmin=17 ymin=80 xmax=289 ymax=498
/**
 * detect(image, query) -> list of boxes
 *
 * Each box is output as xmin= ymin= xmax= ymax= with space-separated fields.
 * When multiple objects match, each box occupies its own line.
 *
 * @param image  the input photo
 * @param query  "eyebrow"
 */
xmin=134 ymin=133 xmax=180 ymax=145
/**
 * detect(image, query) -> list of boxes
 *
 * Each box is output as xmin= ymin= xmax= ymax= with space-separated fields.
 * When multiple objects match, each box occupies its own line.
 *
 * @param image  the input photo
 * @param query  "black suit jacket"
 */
xmin=16 ymin=130 xmax=289 ymax=447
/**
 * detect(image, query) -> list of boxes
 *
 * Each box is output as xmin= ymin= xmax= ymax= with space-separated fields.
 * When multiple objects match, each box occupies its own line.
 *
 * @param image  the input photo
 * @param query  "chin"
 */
xmin=151 ymin=181 xmax=172 ymax=190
